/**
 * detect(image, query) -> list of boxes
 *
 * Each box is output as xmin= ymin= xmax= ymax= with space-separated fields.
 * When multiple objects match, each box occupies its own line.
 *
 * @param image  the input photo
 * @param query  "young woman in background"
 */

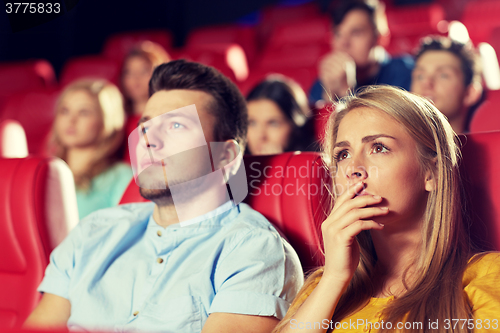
xmin=246 ymin=75 xmax=315 ymax=155
xmin=49 ymin=79 xmax=133 ymax=220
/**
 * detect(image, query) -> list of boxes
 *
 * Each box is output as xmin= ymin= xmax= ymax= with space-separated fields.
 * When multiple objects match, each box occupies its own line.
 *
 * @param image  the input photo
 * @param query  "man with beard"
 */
xmin=25 ymin=60 xmax=303 ymax=333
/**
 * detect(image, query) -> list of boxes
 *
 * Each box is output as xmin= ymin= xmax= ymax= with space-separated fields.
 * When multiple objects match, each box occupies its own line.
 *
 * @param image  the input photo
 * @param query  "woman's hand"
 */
xmin=321 ymin=181 xmax=388 ymax=286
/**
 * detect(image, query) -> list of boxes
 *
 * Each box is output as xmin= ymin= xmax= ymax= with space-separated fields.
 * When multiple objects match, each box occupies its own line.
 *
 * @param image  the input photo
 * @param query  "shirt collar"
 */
xmin=147 ymin=201 xmax=238 ymax=232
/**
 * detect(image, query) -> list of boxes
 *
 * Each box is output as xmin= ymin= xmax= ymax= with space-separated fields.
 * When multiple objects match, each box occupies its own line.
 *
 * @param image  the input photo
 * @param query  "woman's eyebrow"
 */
xmin=362 ymin=134 xmax=396 ymax=143
xmin=334 ymin=134 xmax=396 ymax=148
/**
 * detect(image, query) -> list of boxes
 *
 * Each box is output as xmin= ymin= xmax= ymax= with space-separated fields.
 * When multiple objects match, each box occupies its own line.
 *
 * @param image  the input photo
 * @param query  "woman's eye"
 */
xmin=335 ymin=150 xmax=350 ymax=162
xmin=372 ymin=143 xmax=389 ymax=154
xmin=269 ymin=120 xmax=281 ymax=127
xmin=79 ymin=109 xmax=90 ymax=116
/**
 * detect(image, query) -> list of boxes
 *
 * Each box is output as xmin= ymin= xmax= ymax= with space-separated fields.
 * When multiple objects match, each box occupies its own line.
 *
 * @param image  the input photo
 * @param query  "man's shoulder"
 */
xmin=224 ymin=203 xmax=277 ymax=235
xmin=383 ymin=54 xmax=415 ymax=72
xmin=78 ymin=202 xmax=155 ymax=231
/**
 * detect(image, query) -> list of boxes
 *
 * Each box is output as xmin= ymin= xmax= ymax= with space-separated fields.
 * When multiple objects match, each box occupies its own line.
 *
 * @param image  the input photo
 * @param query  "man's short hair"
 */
xmin=149 ymin=59 xmax=248 ymax=150
xmin=415 ymin=36 xmax=482 ymax=87
xmin=331 ymin=0 xmax=378 ymax=35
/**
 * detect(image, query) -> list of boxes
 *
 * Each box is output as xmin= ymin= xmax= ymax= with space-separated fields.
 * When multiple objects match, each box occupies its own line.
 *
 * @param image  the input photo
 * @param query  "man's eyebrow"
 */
xmin=138 ymin=116 xmax=150 ymax=126
xmin=333 ymin=134 xmax=396 ymax=148
xmin=137 ymin=111 xmax=197 ymax=127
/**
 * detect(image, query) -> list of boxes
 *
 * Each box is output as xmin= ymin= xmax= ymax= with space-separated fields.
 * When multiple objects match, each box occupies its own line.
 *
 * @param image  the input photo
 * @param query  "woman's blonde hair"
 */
xmin=49 ymin=79 xmax=126 ymax=189
xmin=275 ymin=85 xmax=476 ymax=333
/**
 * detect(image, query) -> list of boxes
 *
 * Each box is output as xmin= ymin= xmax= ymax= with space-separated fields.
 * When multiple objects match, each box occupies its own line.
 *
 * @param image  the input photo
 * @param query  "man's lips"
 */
xmin=140 ymin=159 xmax=164 ymax=171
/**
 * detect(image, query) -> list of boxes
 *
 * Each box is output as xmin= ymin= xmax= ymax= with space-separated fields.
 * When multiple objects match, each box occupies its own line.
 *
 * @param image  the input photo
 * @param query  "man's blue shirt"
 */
xmin=309 ymin=53 xmax=415 ymax=103
xmin=38 ymin=202 xmax=304 ymax=332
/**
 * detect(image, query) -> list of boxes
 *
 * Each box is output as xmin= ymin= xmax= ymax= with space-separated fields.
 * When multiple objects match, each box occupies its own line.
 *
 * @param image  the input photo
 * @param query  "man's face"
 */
xmin=333 ymin=9 xmax=378 ymax=68
xmin=134 ymin=89 xmax=217 ymax=200
xmin=411 ymin=50 xmax=467 ymax=122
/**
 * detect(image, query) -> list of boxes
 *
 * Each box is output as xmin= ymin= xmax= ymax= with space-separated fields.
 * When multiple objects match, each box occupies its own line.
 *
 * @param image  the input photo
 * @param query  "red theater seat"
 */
xmin=0 ymin=60 xmax=56 ymax=113
xmin=119 ymin=152 xmax=329 ymax=270
xmin=0 ymin=88 xmax=60 ymax=155
xmin=178 ymin=43 xmax=249 ymax=82
xmin=265 ymin=16 xmax=332 ymax=51
xmin=0 ymin=120 xmax=28 ymax=158
xmin=459 ymin=131 xmax=500 ymax=251
xmin=469 ymin=89 xmax=500 ymax=133
xmin=59 ymin=56 xmax=121 ymax=87
xmin=256 ymin=43 xmax=330 ymax=72
xmin=238 ymin=67 xmax=318 ymax=97
xmin=0 ymin=157 xmax=78 ymax=329
xmin=461 ymin=0 xmax=500 ymax=44
xmin=102 ymin=29 xmax=173 ymax=64
xmin=186 ymin=25 xmax=257 ymax=65
xmin=385 ymin=3 xmax=445 ymax=55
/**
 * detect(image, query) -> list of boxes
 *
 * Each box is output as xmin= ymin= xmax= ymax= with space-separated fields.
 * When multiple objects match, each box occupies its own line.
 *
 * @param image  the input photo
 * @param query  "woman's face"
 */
xmin=247 ymin=99 xmax=293 ymax=155
xmin=122 ymin=55 xmax=153 ymax=103
xmin=55 ymin=89 xmax=103 ymax=149
xmin=333 ymin=107 xmax=433 ymax=228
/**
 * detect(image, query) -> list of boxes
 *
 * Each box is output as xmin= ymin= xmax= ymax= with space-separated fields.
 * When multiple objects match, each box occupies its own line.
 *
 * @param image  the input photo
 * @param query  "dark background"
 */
xmin=0 ymin=0 xmax=435 ymax=76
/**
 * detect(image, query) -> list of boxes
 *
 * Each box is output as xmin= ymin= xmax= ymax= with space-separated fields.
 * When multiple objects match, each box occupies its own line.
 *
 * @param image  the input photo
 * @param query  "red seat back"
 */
xmin=102 ymin=29 xmax=173 ymax=64
xmin=186 ymin=25 xmax=257 ymax=66
xmin=177 ymin=43 xmax=249 ymax=82
xmin=469 ymin=90 xmax=500 ymax=133
xmin=0 ymin=60 xmax=56 ymax=113
xmin=0 ymin=120 xmax=28 ymax=158
xmin=0 ymin=88 xmax=60 ymax=154
xmin=60 ymin=56 xmax=121 ymax=87
xmin=461 ymin=0 xmax=500 ymax=44
xmin=120 ymin=152 xmax=329 ymax=270
xmin=460 ymin=131 xmax=500 ymax=251
xmin=265 ymin=17 xmax=333 ymax=51
xmin=385 ymin=3 xmax=445 ymax=55
xmin=0 ymin=157 xmax=78 ymax=329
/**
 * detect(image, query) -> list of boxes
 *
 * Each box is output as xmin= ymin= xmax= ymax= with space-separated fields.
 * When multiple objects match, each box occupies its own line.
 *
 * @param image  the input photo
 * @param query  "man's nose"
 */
xmin=141 ymin=126 xmax=163 ymax=151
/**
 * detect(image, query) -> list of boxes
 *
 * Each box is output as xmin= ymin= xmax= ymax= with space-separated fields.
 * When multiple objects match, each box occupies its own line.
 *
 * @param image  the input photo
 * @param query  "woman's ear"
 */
xmin=424 ymin=159 xmax=438 ymax=192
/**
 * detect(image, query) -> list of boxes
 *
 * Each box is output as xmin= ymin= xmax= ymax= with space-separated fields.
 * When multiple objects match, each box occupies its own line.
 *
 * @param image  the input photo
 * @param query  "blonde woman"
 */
xmin=274 ymin=85 xmax=500 ymax=333
xmin=49 ymin=79 xmax=133 ymax=219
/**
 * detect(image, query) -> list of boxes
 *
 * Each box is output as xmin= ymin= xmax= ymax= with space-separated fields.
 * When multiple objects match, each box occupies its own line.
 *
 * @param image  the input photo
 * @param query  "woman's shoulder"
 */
xmin=463 ymin=252 xmax=500 ymax=286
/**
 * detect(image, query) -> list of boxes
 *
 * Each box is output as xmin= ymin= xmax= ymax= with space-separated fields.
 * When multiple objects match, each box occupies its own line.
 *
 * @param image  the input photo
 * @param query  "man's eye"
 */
xmin=172 ymin=122 xmax=185 ymax=129
xmin=141 ymin=126 xmax=149 ymax=134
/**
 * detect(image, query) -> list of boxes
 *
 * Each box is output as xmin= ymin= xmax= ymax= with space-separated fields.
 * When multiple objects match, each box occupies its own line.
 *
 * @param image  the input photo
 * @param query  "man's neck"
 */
xmin=152 ymin=187 xmax=229 ymax=228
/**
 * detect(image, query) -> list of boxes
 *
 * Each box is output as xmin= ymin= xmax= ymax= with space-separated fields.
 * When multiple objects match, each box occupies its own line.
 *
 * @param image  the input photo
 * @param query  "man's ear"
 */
xmin=211 ymin=140 xmax=240 ymax=174
xmin=463 ymin=82 xmax=483 ymax=108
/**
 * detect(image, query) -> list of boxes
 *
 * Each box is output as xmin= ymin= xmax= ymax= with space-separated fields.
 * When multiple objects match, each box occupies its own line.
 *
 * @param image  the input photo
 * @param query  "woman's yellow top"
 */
xmin=288 ymin=253 xmax=500 ymax=333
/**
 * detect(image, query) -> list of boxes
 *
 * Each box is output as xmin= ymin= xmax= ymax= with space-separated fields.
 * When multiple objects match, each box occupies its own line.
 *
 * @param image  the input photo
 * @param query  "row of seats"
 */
xmin=1 ymin=85 xmax=499 ymax=159
xmin=1 ymin=129 xmax=500 ymax=329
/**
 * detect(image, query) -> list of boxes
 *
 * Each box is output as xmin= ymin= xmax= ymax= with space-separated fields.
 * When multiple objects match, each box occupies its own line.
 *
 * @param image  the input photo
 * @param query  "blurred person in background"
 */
xmin=48 ymin=79 xmax=133 ymax=220
xmin=411 ymin=36 xmax=483 ymax=133
xmin=121 ymin=41 xmax=171 ymax=117
xmin=246 ymin=75 xmax=316 ymax=155
xmin=310 ymin=0 xmax=414 ymax=104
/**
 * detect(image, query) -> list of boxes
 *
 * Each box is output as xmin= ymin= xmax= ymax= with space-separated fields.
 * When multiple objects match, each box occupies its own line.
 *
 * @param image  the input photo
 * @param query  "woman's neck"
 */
xmin=370 ymin=221 xmax=422 ymax=297
xmin=66 ymin=146 xmax=97 ymax=176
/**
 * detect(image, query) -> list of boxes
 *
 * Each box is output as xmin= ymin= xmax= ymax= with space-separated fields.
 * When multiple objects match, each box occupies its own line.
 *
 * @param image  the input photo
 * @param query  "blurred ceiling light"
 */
xmin=479 ymin=42 xmax=500 ymax=90
xmin=448 ymin=21 xmax=470 ymax=44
